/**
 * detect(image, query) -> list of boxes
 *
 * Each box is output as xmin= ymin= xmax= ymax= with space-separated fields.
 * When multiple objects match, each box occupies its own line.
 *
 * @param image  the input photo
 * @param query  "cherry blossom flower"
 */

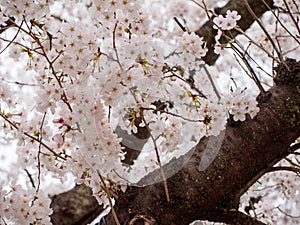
xmin=213 ymin=10 xmax=241 ymax=31
xmin=221 ymin=88 xmax=259 ymax=122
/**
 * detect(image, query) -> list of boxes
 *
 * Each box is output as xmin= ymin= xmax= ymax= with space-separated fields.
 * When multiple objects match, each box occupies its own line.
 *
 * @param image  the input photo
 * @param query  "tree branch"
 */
xmin=288 ymin=142 xmax=300 ymax=153
xmin=213 ymin=210 xmax=267 ymax=225
xmin=0 ymin=18 xmax=16 ymax=34
xmin=267 ymin=166 xmax=300 ymax=174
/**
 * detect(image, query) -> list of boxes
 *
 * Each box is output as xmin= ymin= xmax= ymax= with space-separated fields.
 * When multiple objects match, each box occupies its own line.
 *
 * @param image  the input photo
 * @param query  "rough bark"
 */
xmin=50 ymin=184 xmax=102 ymax=225
xmin=50 ymin=0 xmax=300 ymax=224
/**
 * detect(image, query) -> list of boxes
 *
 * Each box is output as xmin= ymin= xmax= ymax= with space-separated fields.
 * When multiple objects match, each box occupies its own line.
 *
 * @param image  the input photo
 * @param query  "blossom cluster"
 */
xmin=0 ymin=0 xmax=51 ymax=21
xmin=176 ymin=32 xmax=208 ymax=70
xmin=213 ymin=10 xmax=241 ymax=55
xmin=240 ymin=154 xmax=300 ymax=225
xmin=213 ymin=10 xmax=241 ymax=31
xmin=1 ymin=184 xmax=52 ymax=225
xmin=222 ymin=88 xmax=259 ymax=122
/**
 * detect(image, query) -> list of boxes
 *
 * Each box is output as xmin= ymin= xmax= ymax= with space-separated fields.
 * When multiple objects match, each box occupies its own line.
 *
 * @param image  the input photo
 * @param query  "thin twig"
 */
xmin=235 ymin=27 xmax=281 ymax=64
xmin=284 ymin=157 xmax=300 ymax=169
xmin=266 ymin=166 xmax=300 ymax=175
xmin=276 ymin=206 xmax=300 ymax=218
xmin=0 ymin=18 xmax=16 ymax=34
xmin=288 ymin=142 xmax=300 ymax=153
xmin=233 ymin=39 xmax=273 ymax=78
xmin=261 ymin=0 xmax=300 ymax=45
xmin=36 ymin=112 xmax=47 ymax=192
xmin=202 ymin=65 xmax=221 ymax=100
xmin=140 ymin=109 xmax=170 ymax=203
xmin=10 ymin=18 xmax=73 ymax=112
xmin=0 ymin=77 xmax=37 ymax=86
xmin=282 ymin=0 xmax=300 ymax=36
xmin=97 ymin=170 xmax=121 ymax=225
xmin=244 ymin=0 xmax=286 ymax=65
xmin=24 ymin=169 xmax=36 ymax=189
xmin=173 ymin=17 xmax=187 ymax=32
xmin=232 ymin=52 xmax=254 ymax=81
xmin=112 ymin=13 xmax=123 ymax=70
xmin=0 ymin=20 xmax=23 ymax=55
xmin=142 ymin=107 xmax=205 ymax=123
xmin=230 ymin=43 xmax=266 ymax=94
xmin=163 ymin=68 xmax=207 ymax=99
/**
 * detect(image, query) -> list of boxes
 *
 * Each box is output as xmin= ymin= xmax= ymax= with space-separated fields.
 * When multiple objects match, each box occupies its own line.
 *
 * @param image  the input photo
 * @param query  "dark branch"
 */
xmin=214 ymin=210 xmax=266 ymax=225
xmin=267 ymin=166 xmax=300 ymax=174
xmin=0 ymin=18 xmax=16 ymax=34
xmin=288 ymin=142 xmax=300 ymax=153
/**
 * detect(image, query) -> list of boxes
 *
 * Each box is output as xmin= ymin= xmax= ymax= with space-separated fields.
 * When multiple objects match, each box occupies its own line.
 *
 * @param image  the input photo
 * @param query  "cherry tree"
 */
xmin=0 ymin=0 xmax=299 ymax=225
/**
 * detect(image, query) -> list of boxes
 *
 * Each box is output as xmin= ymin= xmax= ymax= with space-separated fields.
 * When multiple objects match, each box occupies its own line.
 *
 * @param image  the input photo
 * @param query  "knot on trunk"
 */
xmin=128 ymin=214 xmax=157 ymax=225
